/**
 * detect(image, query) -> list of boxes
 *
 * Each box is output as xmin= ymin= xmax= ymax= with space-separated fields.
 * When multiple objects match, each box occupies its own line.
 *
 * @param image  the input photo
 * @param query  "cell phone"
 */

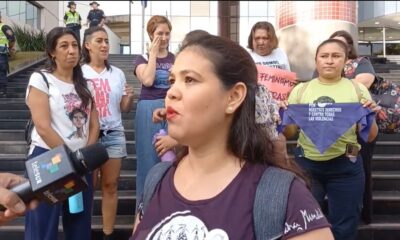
xmin=345 ymin=144 xmax=359 ymax=158
xmin=293 ymin=146 xmax=305 ymax=158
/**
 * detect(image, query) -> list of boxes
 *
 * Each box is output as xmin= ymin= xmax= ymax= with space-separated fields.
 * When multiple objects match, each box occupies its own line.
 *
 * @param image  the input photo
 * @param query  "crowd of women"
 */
xmin=12 ymin=13 xmax=380 ymax=240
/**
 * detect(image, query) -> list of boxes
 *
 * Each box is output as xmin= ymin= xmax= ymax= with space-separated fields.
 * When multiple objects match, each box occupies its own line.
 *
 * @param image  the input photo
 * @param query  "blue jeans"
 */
xmin=24 ymin=146 xmax=93 ymax=240
xmin=295 ymin=151 xmax=364 ymax=240
xmin=135 ymin=99 xmax=167 ymax=207
xmin=100 ymin=130 xmax=127 ymax=159
xmin=0 ymin=53 xmax=8 ymax=91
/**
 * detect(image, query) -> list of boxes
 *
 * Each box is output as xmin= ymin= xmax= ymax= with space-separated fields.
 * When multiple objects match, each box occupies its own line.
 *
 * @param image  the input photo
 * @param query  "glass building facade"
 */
xmin=129 ymin=1 xmax=219 ymax=54
xmin=0 ymin=1 xmax=40 ymax=29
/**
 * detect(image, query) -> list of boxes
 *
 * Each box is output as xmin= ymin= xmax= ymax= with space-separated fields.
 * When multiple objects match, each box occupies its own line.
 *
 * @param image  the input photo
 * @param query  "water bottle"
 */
xmin=153 ymin=129 xmax=176 ymax=162
xmin=68 ymin=191 xmax=84 ymax=213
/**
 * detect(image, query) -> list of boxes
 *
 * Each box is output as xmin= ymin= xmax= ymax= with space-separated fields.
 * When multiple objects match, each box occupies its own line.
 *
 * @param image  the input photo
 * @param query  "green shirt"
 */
xmin=287 ymin=78 xmax=372 ymax=161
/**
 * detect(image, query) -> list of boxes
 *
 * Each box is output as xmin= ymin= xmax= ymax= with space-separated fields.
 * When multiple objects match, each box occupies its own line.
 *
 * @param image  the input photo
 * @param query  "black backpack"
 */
xmin=25 ymin=71 xmax=49 ymax=146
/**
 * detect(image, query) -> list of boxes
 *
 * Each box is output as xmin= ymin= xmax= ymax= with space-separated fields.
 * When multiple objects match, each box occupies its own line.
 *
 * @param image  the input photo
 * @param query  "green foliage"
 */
xmin=386 ymin=43 xmax=400 ymax=55
xmin=12 ymin=24 xmax=46 ymax=51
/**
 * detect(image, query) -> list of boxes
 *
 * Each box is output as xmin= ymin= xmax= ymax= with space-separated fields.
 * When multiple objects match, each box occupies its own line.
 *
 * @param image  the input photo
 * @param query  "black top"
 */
xmin=87 ymin=9 xmax=105 ymax=27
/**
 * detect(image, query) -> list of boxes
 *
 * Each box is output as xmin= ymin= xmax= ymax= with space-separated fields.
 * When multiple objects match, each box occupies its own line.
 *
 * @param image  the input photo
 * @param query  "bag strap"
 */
xmin=253 ymin=166 xmax=295 ymax=240
xmin=35 ymin=71 xmax=49 ymax=89
xmin=141 ymin=161 xmax=173 ymax=214
xmin=296 ymin=81 xmax=311 ymax=103
xmin=350 ymin=79 xmax=362 ymax=102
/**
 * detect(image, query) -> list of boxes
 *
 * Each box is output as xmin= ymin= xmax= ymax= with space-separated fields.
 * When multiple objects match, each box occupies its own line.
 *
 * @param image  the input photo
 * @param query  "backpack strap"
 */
xmin=296 ymin=81 xmax=311 ymax=103
xmin=350 ymin=79 xmax=362 ymax=102
xmin=253 ymin=166 xmax=295 ymax=240
xmin=141 ymin=161 xmax=173 ymax=214
xmin=35 ymin=71 xmax=49 ymax=89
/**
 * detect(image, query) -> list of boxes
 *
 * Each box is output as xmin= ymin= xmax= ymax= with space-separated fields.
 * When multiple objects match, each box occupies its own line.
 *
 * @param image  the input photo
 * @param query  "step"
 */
xmin=0 ymin=129 xmax=25 ymax=141
xmin=371 ymin=154 xmax=400 ymax=171
xmin=0 ymin=215 xmax=135 ymax=240
xmin=9 ymin=169 xmax=136 ymax=191
xmin=373 ymin=191 xmax=400 ymax=215
xmin=0 ymin=119 xmax=135 ymax=130
xmin=358 ymin=215 xmax=400 ymax=240
xmin=0 ymin=129 xmax=135 ymax=142
xmin=372 ymin=171 xmax=400 ymax=191
xmin=374 ymin=141 xmax=400 ymax=154
xmin=0 ymin=153 xmax=137 ymax=171
xmin=0 ymin=140 xmax=136 ymax=155
xmin=92 ymin=190 xmax=136 ymax=216
xmin=0 ymin=109 xmax=138 ymax=120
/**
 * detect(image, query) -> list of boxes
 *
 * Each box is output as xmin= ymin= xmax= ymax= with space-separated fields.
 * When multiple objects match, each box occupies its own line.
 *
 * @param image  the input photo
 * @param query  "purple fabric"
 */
xmin=134 ymin=53 xmax=175 ymax=100
xmin=131 ymin=163 xmax=330 ymax=240
xmin=281 ymin=103 xmax=376 ymax=153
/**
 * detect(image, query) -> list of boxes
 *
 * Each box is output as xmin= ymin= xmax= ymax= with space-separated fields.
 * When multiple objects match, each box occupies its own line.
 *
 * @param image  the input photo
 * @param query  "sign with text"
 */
xmin=256 ymin=64 xmax=297 ymax=101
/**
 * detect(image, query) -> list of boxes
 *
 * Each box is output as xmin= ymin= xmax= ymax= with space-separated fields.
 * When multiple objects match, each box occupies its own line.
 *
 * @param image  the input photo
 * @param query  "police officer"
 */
xmin=86 ymin=1 xmax=106 ymax=28
xmin=64 ymin=1 xmax=82 ymax=43
xmin=0 ymin=13 xmax=15 ymax=97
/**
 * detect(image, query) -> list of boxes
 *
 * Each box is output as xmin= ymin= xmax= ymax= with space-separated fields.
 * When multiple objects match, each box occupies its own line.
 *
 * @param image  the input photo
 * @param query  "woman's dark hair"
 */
xmin=315 ymin=38 xmax=348 ymax=60
xmin=68 ymin=108 xmax=88 ymax=123
xmin=44 ymin=27 xmax=93 ymax=110
xmin=177 ymin=34 xmax=306 ymax=180
xmin=247 ymin=21 xmax=278 ymax=52
xmin=82 ymin=26 xmax=111 ymax=71
xmin=329 ymin=30 xmax=357 ymax=59
xmin=180 ymin=30 xmax=210 ymax=50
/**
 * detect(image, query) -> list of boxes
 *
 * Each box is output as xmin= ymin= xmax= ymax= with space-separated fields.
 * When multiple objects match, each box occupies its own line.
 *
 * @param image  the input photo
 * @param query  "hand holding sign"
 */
xmin=256 ymin=65 xmax=297 ymax=101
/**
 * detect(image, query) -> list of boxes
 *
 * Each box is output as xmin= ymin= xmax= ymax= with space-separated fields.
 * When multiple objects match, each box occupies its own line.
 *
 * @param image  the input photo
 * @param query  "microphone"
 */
xmin=0 ymin=143 xmax=108 ymax=211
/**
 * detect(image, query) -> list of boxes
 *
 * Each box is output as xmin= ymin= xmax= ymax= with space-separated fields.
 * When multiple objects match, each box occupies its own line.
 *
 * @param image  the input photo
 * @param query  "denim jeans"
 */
xmin=295 ymin=150 xmax=364 ymax=240
xmin=100 ymin=130 xmax=127 ymax=159
xmin=135 ymin=99 xmax=167 ymax=208
xmin=0 ymin=53 xmax=8 ymax=91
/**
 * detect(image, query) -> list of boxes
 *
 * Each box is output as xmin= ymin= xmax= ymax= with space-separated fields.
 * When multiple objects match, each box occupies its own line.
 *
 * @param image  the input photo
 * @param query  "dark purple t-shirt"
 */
xmin=131 ymin=163 xmax=330 ymax=240
xmin=134 ymin=52 xmax=175 ymax=100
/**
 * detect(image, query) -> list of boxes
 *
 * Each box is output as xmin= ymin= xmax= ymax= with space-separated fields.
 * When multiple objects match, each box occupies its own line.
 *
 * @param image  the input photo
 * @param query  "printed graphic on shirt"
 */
xmin=255 ymin=60 xmax=287 ymax=70
xmin=344 ymin=59 xmax=359 ymax=77
xmin=284 ymin=208 xmax=325 ymax=234
xmin=62 ymin=92 xmax=89 ymax=140
xmin=146 ymin=211 xmax=229 ymax=240
xmin=157 ymin=62 xmax=173 ymax=70
xmin=154 ymin=69 xmax=171 ymax=89
xmin=313 ymin=96 xmax=335 ymax=104
xmin=67 ymin=108 xmax=88 ymax=140
xmin=89 ymin=78 xmax=111 ymax=118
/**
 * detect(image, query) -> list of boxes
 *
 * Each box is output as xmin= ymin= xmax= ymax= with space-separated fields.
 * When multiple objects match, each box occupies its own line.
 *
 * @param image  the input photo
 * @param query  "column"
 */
xmin=276 ymin=1 xmax=357 ymax=80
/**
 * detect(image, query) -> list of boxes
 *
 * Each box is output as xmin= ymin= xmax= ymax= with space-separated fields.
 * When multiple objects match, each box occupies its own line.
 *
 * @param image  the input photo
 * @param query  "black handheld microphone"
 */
xmin=0 ymin=143 xmax=108 ymax=211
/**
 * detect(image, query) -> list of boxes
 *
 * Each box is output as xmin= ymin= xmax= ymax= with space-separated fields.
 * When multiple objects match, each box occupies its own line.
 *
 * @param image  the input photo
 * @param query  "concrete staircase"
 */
xmin=372 ymin=56 xmax=400 ymax=85
xmin=0 ymin=54 xmax=399 ymax=240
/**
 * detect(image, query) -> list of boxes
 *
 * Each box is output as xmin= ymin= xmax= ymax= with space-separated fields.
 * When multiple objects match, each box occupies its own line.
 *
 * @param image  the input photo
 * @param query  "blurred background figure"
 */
xmin=86 ymin=1 xmax=106 ymax=28
xmin=0 ymin=12 xmax=15 ymax=97
xmin=64 ymin=1 xmax=82 ymax=43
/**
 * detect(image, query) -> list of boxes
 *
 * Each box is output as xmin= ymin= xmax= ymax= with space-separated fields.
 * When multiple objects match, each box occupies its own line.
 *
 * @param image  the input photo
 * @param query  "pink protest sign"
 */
xmin=256 ymin=65 xmax=297 ymax=101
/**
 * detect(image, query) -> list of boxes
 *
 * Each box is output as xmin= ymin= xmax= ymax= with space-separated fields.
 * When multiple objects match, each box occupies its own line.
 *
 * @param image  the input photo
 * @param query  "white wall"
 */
xmin=36 ymin=1 xmax=61 ymax=33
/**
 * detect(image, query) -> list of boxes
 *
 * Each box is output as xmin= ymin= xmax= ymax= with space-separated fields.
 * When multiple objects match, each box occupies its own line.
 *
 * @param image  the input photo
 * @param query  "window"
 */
xmin=8 ymin=1 xmax=24 ymax=23
xmin=25 ymin=2 xmax=39 ymax=28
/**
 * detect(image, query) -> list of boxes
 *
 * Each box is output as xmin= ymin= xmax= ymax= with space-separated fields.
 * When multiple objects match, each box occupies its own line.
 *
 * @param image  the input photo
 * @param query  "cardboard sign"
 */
xmin=256 ymin=65 xmax=297 ymax=101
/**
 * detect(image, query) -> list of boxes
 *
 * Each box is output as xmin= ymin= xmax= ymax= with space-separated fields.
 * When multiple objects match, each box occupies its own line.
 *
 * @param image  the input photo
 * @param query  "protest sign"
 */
xmin=256 ymin=65 xmax=297 ymax=101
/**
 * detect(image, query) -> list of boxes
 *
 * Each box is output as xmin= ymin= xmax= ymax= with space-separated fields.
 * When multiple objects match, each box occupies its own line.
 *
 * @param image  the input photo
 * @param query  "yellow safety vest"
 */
xmin=64 ymin=11 xmax=80 ymax=25
xmin=0 ymin=23 xmax=8 ymax=47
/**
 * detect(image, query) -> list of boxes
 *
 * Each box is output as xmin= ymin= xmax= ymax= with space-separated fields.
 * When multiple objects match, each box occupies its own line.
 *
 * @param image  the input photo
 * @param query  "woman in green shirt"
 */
xmin=280 ymin=39 xmax=379 ymax=240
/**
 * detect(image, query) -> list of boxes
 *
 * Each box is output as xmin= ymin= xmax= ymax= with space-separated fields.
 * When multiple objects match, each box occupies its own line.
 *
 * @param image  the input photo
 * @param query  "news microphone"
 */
xmin=0 ymin=143 xmax=108 ymax=211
